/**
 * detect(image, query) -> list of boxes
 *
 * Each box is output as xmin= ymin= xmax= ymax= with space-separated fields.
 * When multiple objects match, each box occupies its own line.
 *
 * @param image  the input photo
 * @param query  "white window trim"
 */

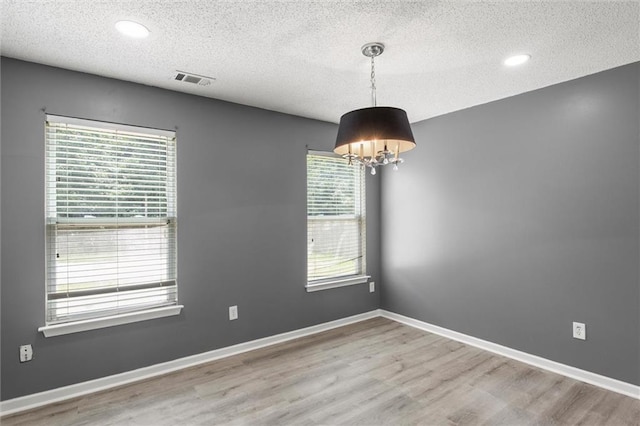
xmin=45 ymin=114 xmax=176 ymax=138
xmin=38 ymin=305 xmax=184 ymax=337
xmin=306 ymin=150 xmax=367 ymax=290
xmin=43 ymin=114 xmax=179 ymax=330
xmin=306 ymin=275 xmax=371 ymax=292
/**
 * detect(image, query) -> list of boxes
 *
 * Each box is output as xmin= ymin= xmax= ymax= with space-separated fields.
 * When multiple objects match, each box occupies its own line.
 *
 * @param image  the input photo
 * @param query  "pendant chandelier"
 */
xmin=334 ymin=42 xmax=416 ymax=175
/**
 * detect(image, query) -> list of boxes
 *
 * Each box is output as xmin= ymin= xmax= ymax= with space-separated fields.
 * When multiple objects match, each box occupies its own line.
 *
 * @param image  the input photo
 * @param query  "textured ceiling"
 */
xmin=1 ymin=1 xmax=639 ymax=124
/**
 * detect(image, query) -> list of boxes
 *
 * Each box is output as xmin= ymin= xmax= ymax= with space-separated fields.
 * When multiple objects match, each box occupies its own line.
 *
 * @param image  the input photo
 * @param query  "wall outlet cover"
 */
xmin=573 ymin=322 xmax=586 ymax=340
xmin=229 ymin=305 xmax=238 ymax=321
xmin=20 ymin=344 xmax=33 ymax=362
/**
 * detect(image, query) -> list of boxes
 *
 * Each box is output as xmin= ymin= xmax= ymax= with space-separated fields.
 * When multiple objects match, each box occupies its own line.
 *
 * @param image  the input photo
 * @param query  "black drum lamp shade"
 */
xmin=334 ymin=107 xmax=416 ymax=158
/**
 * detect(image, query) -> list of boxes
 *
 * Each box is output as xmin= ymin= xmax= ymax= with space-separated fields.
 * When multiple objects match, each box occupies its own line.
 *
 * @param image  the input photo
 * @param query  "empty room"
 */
xmin=1 ymin=1 xmax=639 ymax=425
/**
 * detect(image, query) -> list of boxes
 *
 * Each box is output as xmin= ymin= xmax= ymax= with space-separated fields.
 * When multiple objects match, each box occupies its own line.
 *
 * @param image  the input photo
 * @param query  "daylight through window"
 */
xmin=45 ymin=115 xmax=177 ymax=324
xmin=307 ymin=152 xmax=366 ymax=284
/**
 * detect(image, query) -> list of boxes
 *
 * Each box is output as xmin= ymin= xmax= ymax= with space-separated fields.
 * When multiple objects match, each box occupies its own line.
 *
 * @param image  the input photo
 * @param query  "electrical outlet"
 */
xmin=573 ymin=322 xmax=586 ymax=340
xmin=229 ymin=305 xmax=238 ymax=321
xmin=20 ymin=344 xmax=33 ymax=363
xmin=369 ymin=282 xmax=375 ymax=293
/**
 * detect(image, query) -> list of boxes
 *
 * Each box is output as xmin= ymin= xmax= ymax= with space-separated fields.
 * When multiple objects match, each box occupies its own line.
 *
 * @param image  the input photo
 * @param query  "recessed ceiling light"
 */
xmin=115 ymin=20 xmax=150 ymax=38
xmin=504 ymin=54 xmax=531 ymax=67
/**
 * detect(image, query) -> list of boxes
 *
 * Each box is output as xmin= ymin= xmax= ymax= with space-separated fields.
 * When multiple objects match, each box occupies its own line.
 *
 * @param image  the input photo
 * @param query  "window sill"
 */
xmin=38 ymin=305 xmax=184 ymax=337
xmin=306 ymin=275 xmax=370 ymax=292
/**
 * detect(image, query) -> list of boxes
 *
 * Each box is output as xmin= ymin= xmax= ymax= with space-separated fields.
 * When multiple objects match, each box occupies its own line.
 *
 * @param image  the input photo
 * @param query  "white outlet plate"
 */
xmin=229 ymin=305 xmax=238 ymax=321
xmin=20 ymin=344 xmax=33 ymax=362
xmin=573 ymin=322 xmax=586 ymax=340
xmin=369 ymin=282 xmax=375 ymax=293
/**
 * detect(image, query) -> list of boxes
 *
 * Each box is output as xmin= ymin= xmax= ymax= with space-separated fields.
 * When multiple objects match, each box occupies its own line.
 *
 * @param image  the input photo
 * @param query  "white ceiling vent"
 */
xmin=171 ymin=71 xmax=215 ymax=87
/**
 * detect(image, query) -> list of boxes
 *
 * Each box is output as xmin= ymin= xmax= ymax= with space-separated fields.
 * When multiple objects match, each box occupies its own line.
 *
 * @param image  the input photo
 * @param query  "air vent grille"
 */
xmin=171 ymin=70 xmax=215 ymax=87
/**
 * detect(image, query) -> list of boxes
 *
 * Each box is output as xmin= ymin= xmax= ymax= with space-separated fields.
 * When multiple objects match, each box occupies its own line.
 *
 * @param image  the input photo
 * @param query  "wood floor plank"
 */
xmin=2 ymin=318 xmax=639 ymax=425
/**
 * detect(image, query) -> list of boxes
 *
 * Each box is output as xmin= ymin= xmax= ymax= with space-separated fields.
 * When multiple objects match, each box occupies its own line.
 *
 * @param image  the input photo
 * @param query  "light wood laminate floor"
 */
xmin=3 ymin=317 xmax=639 ymax=425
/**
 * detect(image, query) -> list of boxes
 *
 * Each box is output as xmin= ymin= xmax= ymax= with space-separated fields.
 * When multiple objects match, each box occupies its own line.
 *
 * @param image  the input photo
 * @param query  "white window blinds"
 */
xmin=45 ymin=115 xmax=177 ymax=324
xmin=307 ymin=152 xmax=366 ymax=282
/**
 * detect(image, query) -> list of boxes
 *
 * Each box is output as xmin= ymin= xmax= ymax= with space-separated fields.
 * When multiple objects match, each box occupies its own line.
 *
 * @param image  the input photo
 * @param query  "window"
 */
xmin=306 ymin=152 xmax=367 ymax=291
xmin=42 ymin=115 xmax=179 ymax=334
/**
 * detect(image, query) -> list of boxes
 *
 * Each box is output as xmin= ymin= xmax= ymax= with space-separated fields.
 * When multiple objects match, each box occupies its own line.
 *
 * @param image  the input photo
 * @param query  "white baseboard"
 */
xmin=3 ymin=308 xmax=638 ymax=417
xmin=0 ymin=310 xmax=380 ymax=416
xmin=380 ymin=310 xmax=640 ymax=400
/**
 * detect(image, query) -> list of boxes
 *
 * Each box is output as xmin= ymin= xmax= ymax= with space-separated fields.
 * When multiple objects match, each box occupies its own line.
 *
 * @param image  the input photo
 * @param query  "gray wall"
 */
xmin=2 ymin=56 xmax=637 ymax=401
xmin=381 ymin=62 xmax=640 ymax=385
xmin=0 ymin=58 xmax=381 ymax=400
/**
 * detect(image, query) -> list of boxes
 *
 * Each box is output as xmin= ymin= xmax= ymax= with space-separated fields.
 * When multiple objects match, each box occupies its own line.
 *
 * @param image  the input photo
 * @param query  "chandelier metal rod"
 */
xmin=370 ymin=55 xmax=377 ymax=107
